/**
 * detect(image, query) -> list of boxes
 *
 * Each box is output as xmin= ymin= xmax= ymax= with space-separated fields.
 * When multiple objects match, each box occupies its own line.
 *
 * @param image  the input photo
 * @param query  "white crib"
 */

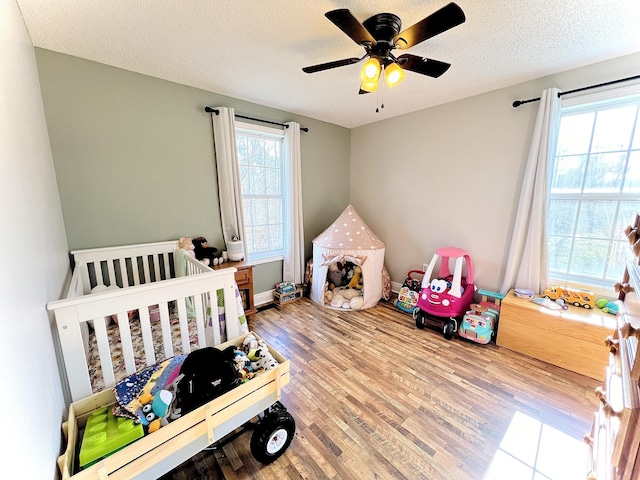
xmin=49 ymin=241 xmax=293 ymax=480
xmin=47 ymin=240 xmax=241 ymax=402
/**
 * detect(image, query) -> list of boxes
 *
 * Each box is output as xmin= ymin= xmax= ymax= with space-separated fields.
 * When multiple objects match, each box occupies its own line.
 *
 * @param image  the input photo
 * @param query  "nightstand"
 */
xmin=213 ymin=260 xmax=256 ymax=316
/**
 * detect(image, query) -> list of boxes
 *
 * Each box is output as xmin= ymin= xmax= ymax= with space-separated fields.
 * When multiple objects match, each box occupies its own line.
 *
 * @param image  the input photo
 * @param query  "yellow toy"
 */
xmin=542 ymin=285 xmax=595 ymax=309
xmin=347 ymin=265 xmax=363 ymax=289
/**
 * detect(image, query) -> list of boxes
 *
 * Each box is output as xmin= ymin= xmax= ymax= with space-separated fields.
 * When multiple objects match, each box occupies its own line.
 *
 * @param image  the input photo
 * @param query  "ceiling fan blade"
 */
xmin=359 ymin=87 xmax=371 ymax=95
xmin=394 ymin=2 xmax=465 ymax=49
xmin=397 ymin=54 xmax=451 ymax=78
xmin=325 ymin=9 xmax=377 ymax=46
xmin=302 ymin=57 xmax=362 ymax=74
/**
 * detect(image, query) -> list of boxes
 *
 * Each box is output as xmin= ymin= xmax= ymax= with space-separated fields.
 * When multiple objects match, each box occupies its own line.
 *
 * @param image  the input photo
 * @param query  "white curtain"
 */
xmin=500 ymin=88 xmax=561 ymax=294
xmin=211 ymin=107 xmax=247 ymax=253
xmin=283 ymin=122 xmax=305 ymax=284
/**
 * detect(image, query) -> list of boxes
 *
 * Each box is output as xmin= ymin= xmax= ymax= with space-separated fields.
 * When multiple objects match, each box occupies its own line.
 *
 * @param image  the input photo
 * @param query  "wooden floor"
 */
xmin=162 ymin=298 xmax=600 ymax=480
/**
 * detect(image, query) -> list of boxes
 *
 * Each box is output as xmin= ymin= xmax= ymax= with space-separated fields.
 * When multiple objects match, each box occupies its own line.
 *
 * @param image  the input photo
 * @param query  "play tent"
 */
xmin=311 ymin=204 xmax=386 ymax=310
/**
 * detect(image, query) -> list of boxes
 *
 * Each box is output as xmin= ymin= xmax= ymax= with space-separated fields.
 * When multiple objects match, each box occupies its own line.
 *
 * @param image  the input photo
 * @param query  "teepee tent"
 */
xmin=311 ymin=205 xmax=385 ymax=310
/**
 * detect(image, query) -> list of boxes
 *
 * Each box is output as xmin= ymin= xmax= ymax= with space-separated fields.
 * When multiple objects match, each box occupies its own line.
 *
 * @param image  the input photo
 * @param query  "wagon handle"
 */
xmin=407 ymin=270 xmax=425 ymax=279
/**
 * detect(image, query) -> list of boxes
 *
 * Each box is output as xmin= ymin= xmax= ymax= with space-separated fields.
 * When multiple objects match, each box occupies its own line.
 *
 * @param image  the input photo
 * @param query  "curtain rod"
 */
xmin=512 ymin=73 xmax=640 ymax=108
xmin=204 ymin=106 xmax=309 ymax=132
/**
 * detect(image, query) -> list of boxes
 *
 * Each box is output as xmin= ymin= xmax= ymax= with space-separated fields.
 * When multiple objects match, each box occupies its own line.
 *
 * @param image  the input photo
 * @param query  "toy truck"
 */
xmin=542 ymin=285 xmax=595 ymax=309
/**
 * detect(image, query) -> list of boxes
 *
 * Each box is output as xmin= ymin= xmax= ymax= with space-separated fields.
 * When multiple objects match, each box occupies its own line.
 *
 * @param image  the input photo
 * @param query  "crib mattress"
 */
xmin=59 ymin=332 xmax=290 ymax=480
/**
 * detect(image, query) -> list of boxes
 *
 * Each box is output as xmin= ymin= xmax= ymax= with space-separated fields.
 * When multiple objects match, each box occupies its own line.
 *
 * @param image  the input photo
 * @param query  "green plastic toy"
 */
xmin=79 ymin=406 xmax=144 ymax=468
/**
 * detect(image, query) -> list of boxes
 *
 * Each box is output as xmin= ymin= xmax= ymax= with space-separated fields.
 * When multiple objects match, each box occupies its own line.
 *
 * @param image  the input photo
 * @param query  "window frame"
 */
xmin=547 ymin=82 xmax=640 ymax=297
xmin=235 ymin=121 xmax=286 ymax=265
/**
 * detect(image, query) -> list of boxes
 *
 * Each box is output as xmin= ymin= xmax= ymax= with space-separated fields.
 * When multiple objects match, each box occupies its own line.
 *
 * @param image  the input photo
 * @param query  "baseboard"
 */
xmin=255 ymin=290 xmax=275 ymax=307
xmin=257 ymin=284 xmax=402 ymax=306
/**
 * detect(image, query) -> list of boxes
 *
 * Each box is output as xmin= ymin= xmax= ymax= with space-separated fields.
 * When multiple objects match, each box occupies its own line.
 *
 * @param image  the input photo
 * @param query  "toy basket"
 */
xmin=394 ymin=270 xmax=424 ymax=314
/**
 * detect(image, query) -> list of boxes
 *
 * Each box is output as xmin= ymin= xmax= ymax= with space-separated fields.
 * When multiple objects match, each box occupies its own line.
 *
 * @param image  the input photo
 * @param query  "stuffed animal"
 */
xmin=350 ymin=296 xmax=364 ymax=310
xmin=233 ymin=349 xmax=256 ymax=382
xmin=334 ymin=287 xmax=360 ymax=300
xmin=139 ymin=390 xmax=173 ymax=433
xmin=192 ymin=236 xmax=218 ymax=266
xmin=178 ymin=237 xmax=196 ymax=257
xmin=248 ymin=346 xmax=278 ymax=372
xmin=242 ymin=333 xmax=263 ymax=354
xmin=330 ymin=294 xmax=345 ymax=308
xmin=347 ymin=265 xmax=363 ymax=289
xmin=327 ymin=263 xmax=343 ymax=288
xmin=324 ymin=285 xmax=333 ymax=304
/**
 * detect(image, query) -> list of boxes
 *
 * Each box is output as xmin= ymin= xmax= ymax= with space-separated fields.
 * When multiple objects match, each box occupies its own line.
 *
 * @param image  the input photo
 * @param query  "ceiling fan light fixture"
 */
xmin=360 ymin=57 xmax=381 ymax=82
xmin=385 ymin=62 xmax=406 ymax=88
xmin=360 ymin=79 xmax=379 ymax=93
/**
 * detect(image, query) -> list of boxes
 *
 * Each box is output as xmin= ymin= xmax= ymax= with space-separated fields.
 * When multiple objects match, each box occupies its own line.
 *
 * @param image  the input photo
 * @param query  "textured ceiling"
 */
xmin=16 ymin=0 xmax=640 ymax=128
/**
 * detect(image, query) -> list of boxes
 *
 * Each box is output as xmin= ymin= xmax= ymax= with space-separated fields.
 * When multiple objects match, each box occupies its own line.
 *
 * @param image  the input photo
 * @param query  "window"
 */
xmin=548 ymin=88 xmax=640 ymax=292
xmin=235 ymin=122 xmax=286 ymax=261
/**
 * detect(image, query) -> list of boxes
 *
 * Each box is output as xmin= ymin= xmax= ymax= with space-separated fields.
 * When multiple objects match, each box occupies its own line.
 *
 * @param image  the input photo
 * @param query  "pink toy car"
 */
xmin=413 ymin=247 xmax=475 ymax=339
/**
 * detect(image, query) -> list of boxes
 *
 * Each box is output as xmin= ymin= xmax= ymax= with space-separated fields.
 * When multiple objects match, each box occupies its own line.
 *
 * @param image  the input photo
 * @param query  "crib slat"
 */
xmin=163 ymin=253 xmax=172 ymax=281
xmin=79 ymin=264 xmax=91 ymax=295
xmin=107 ymin=260 xmax=117 ymax=287
xmin=176 ymin=298 xmax=192 ymax=354
xmin=132 ymin=258 xmax=141 ymax=286
xmin=55 ymin=307 xmax=93 ymax=400
xmin=138 ymin=308 xmax=156 ymax=366
xmin=118 ymin=257 xmax=129 ymax=287
xmin=116 ymin=312 xmax=137 ymax=376
xmin=208 ymin=291 xmax=221 ymax=346
xmin=193 ymin=293 xmax=206 ymax=349
xmin=94 ymin=262 xmax=105 ymax=287
xmin=158 ymin=301 xmax=173 ymax=358
xmin=93 ymin=318 xmax=115 ymax=388
xmin=142 ymin=256 xmax=152 ymax=284
xmin=224 ymin=283 xmax=240 ymax=340
xmin=152 ymin=255 xmax=161 ymax=283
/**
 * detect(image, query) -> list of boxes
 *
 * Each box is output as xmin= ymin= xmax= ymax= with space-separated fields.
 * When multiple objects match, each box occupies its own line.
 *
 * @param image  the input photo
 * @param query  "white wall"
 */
xmin=350 ymin=52 xmax=640 ymax=292
xmin=0 ymin=0 xmax=70 ymax=477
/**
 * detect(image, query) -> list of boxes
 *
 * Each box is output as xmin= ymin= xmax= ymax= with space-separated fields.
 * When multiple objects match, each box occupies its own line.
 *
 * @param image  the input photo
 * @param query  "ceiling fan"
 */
xmin=302 ymin=2 xmax=466 ymax=94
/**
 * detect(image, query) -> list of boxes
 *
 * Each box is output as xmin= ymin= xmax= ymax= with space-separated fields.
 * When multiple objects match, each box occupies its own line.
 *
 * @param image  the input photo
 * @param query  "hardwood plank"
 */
xmin=163 ymin=298 xmax=600 ymax=480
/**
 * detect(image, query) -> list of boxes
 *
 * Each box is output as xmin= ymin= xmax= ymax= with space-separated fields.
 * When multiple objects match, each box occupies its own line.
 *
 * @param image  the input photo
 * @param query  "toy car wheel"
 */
xmin=413 ymin=309 xmax=425 ymax=329
xmin=443 ymin=320 xmax=455 ymax=340
xmin=250 ymin=410 xmax=296 ymax=464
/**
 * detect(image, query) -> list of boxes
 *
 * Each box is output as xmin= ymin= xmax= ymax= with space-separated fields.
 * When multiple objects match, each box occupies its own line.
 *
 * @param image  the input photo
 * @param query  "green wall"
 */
xmin=35 ymin=49 xmax=351 ymax=293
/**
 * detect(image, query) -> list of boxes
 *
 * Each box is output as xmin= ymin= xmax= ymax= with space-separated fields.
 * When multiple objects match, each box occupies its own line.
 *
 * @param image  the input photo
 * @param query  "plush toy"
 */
xmin=334 ymin=287 xmax=360 ymax=300
xmin=242 ymin=333 xmax=263 ymax=354
xmin=347 ymin=265 xmax=363 ymax=289
xmin=178 ymin=237 xmax=196 ymax=257
xmin=139 ymin=390 xmax=173 ymax=433
xmin=176 ymin=237 xmax=197 ymax=277
xmin=350 ymin=296 xmax=364 ymax=310
xmin=324 ymin=285 xmax=333 ymax=304
xmin=327 ymin=263 xmax=343 ymax=288
xmin=233 ymin=349 xmax=256 ymax=382
xmin=248 ymin=346 xmax=278 ymax=372
xmin=330 ymin=294 xmax=345 ymax=308
xmin=192 ymin=236 xmax=218 ymax=266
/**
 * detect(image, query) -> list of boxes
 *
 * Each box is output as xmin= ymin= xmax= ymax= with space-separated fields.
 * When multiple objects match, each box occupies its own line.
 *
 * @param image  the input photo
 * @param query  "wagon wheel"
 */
xmin=413 ymin=309 xmax=425 ymax=329
xmin=250 ymin=409 xmax=296 ymax=464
